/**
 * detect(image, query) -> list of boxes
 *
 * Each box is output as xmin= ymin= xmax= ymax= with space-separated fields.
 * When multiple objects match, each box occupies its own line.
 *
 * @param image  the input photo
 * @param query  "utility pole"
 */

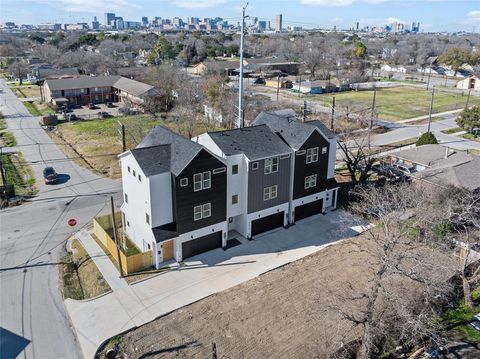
xmin=110 ymin=196 xmax=124 ymax=277
xmin=0 ymin=159 xmax=9 ymax=201
xmin=426 ymin=64 xmax=432 ymax=91
xmin=466 ymin=87 xmax=472 ymax=108
xmin=370 ymin=87 xmax=377 ymax=130
xmin=298 ymin=75 xmax=302 ymax=98
xmin=117 ymin=121 xmax=126 ymax=152
xmin=302 ymin=101 xmax=307 ymax=122
xmin=237 ymin=3 xmax=248 ymax=128
xmin=211 ymin=342 xmax=217 ymax=359
xmin=276 ymin=74 xmax=280 ymax=101
xmin=427 ymin=85 xmax=435 ymax=133
xmin=330 ymin=96 xmax=336 ymax=131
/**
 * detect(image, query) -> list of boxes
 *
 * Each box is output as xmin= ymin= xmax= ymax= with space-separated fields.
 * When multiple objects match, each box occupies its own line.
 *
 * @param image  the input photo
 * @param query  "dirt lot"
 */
xmin=103 ymin=236 xmax=458 ymax=359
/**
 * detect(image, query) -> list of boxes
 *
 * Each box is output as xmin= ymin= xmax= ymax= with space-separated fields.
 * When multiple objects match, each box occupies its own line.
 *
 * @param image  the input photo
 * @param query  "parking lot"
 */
xmin=60 ymin=102 xmax=128 ymax=120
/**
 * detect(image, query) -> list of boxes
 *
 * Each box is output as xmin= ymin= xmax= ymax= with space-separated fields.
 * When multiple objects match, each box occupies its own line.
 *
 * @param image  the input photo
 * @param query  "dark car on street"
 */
xmin=43 ymin=167 xmax=58 ymax=184
xmin=85 ymin=103 xmax=98 ymax=109
xmin=98 ymin=111 xmax=113 ymax=119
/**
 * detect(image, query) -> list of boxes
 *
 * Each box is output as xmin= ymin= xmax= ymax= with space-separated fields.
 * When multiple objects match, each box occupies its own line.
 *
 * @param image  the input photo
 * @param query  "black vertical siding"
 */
xmin=173 ymin=149 xmax=227 ymax=234
xmin=293 ymin=130 xmax=330 ymax=200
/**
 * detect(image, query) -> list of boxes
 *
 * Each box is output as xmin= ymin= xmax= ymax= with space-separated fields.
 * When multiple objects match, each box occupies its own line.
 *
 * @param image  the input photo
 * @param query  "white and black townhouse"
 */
xmin=120 ymin=110 xmax=338 ymax=268
xmin=119 ymin=126 xmax=228 ymax=267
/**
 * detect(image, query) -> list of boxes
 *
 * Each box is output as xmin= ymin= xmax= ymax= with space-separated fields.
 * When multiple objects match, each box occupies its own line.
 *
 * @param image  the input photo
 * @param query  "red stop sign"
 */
xmin=68 ymin=219 xmax=77 ymax=227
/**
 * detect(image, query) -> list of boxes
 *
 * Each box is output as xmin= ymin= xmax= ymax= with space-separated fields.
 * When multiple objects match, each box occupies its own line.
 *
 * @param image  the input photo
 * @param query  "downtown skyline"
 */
xmin=0 ymin=0 xmax=479 ymax=33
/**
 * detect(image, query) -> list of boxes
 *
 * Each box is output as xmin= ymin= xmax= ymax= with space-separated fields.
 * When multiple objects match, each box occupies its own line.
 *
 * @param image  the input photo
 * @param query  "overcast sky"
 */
xmin=1 ymin=0 xmax=479 ymax=32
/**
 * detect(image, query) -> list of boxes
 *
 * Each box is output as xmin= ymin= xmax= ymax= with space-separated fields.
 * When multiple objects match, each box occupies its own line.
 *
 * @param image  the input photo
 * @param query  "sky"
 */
xmin=0 ymin=0 xmax=479 ymax=32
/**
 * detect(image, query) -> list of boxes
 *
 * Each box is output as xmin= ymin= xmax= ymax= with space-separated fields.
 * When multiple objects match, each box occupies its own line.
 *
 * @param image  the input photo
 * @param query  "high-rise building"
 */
xmin=356 ymin=22 xmax=359 ymax=31
xmin=104 ymin=13 xmax=116 ymax=27
xmin=142 ymin=16 xmax=148 ymax=27
xmin=173 ymin=17 xmax=183 ymax=28
xmin=258 ymin=20 xmax=267 ymax=32
xmin=92 ymin=16 xmax=99 ymax=30
xmin=275 ymin=14 xmax=282 ymax=32
xmin=115 ymin=17 xmax=124 ymax=29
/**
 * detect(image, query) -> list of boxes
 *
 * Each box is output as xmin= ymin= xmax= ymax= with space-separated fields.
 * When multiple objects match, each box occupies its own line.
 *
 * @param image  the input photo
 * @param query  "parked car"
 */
xmin=85 ymin=103 xmax=98 ymax=109
xmin=106 ymin=102 xmax=114 ymax=108
xmin=254 ymin=78 xmax=266 ymax=85
xmin=392 ymin=163 xmax=416 ymax=175
xmin=469 ymin=317 xmax=480 ymax=332
xmin=119 ymin=107 xmax=139 ymax=115
xmin=43 ymin=167 xmax=58 ymax=184
xmin=64 ymin=113 xmax=77 ymax=121
xmin=98 ymin=111 xmax=113 ymax=119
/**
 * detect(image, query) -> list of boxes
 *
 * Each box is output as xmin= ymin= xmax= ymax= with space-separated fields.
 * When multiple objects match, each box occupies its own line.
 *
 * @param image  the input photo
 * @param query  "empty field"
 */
xmin=311 ymin=86 xmax=480 ymax=121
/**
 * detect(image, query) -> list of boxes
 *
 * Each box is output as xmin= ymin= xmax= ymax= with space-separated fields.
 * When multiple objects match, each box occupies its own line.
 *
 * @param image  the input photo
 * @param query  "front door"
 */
xmin=162 ymin=240 xmax=174 ymax=261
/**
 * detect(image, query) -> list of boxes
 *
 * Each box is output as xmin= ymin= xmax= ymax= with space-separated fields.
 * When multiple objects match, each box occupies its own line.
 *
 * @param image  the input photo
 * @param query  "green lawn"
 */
xmin=0 ymin=153 xmax=36 ymax=196
xmin=442 ymin=127 xmax=463 ymax=134
xmin=306 ymin=86 xmax=480 ymax=122
xmin=23 ymin=101 xmax=54 ymax=116
xmin=1 ymin=131 xmax=17 ymax=147
xmin=442 ymin=288 xmax=480 ymax=343
xmin=462 ymin=133 xmax=480 ymax=142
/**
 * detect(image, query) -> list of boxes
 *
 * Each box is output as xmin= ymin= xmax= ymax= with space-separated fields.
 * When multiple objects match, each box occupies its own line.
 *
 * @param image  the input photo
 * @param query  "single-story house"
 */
xmin=43 ymin=75 xmax=154 ymax=108
xmin=456 ymin=74 xmax=480 ymax=91
xmin=291 ymin=79 xmax=342 ymax=94
xmin=381 ymin=65 xmax=407 ymax=73
xmin=265 ymin=77 xmax=293 ymax=89
xmin=243 ymin=57 xmax=300 ymax=75
xmin=389 ymin=144 xmax=480 ymax=190
xmin=192 ymin=61 xmax=239 ymax=76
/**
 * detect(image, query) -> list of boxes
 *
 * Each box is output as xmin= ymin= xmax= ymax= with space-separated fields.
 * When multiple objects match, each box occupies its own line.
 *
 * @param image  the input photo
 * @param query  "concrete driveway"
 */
xmin=65 ymin=209 xmax=367 ymax=359
xmin=0 ymin=78 xmax=122 ymax=359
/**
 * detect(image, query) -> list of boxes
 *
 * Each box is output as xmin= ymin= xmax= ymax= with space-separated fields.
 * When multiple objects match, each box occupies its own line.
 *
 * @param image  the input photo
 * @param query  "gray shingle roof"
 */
xmin=45 ymin=75 xmax=153 ymax=97
xmin=130 ymin=144 xmax=171 ymax=177
xmin=251 ymin=109 xmax=335 ymax=150
xmin=208 ymin=124 xmax=292 ymax=160
xmin=137 ymin=126 xmax=204 ymax=176
xmin=390 ymin=144 xmax=471 ymax=168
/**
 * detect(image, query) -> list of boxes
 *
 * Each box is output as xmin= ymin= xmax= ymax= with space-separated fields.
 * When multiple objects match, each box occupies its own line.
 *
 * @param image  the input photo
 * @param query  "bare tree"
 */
xmin=8 ymin=59 xmax=29 ymax=84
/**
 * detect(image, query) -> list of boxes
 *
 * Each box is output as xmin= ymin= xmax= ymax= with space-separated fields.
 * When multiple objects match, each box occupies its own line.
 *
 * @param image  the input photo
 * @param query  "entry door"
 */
xmin=162 ymin=240 xmax=174 ymax=261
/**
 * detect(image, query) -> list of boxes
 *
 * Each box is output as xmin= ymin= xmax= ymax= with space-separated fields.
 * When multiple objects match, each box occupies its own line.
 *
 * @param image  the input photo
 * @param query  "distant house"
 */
xmin=265 ymin=77 xmax=293 ymax=89
xmin=291 ymin=79 xmax=342 ymax=94
xmin=381 ymin=64 xmax=407 ymax=73
xmin=389 ymin=144 xmax=480 ymax=190
xmin=31 ymin=67 xmax=81 ymax=81
xmin=192 ymin=61 xmax=239 ymax=76
xmin=243 ymin=57 xmax=300 ymax=75
xmin=43 ymin=75 xmax=154 ymax=108
xmin=456 ymin=74 xmax=480 ymax=91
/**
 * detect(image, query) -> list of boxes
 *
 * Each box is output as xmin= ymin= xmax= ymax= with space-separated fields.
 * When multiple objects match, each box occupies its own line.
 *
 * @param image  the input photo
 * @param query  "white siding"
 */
xmin=149 ymin=172 xmax=173 ymax=227
xmin=194 ymin=133 xmax=224 ymax=158
xmin=327 ymin=137 xmax=337 ymax=179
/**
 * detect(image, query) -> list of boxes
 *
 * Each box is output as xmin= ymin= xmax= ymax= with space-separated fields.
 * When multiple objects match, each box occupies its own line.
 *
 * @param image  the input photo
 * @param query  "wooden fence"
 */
xmin=93 ymin=213 xmax=152 ymax=275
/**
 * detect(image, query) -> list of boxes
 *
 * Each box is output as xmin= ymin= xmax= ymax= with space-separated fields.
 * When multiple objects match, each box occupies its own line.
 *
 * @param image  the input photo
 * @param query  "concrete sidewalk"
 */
xmin=66 ymin=209 xmax=366 ymax=358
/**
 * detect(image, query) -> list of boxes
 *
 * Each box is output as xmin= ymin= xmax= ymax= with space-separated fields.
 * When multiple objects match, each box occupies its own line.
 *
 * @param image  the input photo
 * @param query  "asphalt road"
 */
xmin=0 ymin=79 xmax=121 ymax=359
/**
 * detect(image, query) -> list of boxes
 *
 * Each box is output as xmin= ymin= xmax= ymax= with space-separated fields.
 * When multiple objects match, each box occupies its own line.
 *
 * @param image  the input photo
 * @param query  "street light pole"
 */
xmin=238 ymin=3 xmax=248 ymax=128
xmin=427 ymin=86 xmax=435 ymax=133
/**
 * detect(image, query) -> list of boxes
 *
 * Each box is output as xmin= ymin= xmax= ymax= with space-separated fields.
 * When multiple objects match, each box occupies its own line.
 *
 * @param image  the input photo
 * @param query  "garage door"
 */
xmin=251 ymin=212 xmax=284 ymax=236
xmin=295 ymin=199 xmax=324 ymax=222
xmin=182 ymin=231 xmax=222 ymax=260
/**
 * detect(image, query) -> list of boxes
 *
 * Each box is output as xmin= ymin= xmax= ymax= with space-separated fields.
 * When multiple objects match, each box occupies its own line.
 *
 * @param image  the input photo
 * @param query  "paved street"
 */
xmin=66 ymin=209 xmax=366 ymax=358
xmin=0 ymin=79 xmax=121 ymax=359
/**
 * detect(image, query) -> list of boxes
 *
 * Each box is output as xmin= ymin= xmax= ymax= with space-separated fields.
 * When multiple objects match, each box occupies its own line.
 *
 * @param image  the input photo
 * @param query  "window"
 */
xmin=232 ymin=194 xmax=238 ymax=204
xmin=180 ymin=178 xmax=188 ymax=187
xmin=194 ymin=205 xmax=203 ymax=221
xmin=213 ymin=167 xmax=226 ymax=174
xmin=280 ymin=154 xmax=290 ymax=159
xmin=194 ymin=203 xmax=211 ymax=220
xmin=304 ymin=175 xmax=317 ymax=189
xmin=306 ymin=147 xmax=319 ymax=164
xmin=264 ymin=157 xmax=279 ymax=174
xmin=193 ymin=171 xmax=211 ymax=191
xmin=321 ymin=146 xmax=328 ymax=154
xmin=138 ymin=174 xmax=142 ymax=182
xmin=296 ymin=150 xmax=306 ymax=156
xmin=263 ymin=185 xmax=278 ymax=201
xmin=146 ymin=213 xmax=150 ymax=225
xmin=252 ymin=162 xmax=259 ymax=170
xmin=193 ymin=173 xmax=202 ymax=191
xmin=203 ymin=171 xmax=211 ymax=189
xmin=203 ymin=203 xmax=211 ymax=218
xmin=124 ymin=193 xmax=128 ymax=203
xmin=133 ymin=170 xmax=136 ymax=177
xmin=127 ymin=166 xmax=131 ymax=173
xmin=127 ymin=220 xmax=130 ymax=227
xmin=232 ymin=164 xmax=239 ymax=175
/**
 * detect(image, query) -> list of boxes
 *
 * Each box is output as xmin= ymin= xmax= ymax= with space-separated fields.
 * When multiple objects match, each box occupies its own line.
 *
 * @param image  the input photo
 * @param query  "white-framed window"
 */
xmin=127 ymin=220 xmax=130 ymax=227
xmin=146 ymin=213 xmax=150 ymax=224
xmin=193 ymin=173 xmax=202 ymax=191
xmin=280 ymin=154 xmax=290 ymax=159
xmin=138 ymin=174 xmax=142 ymax=182
xmin=127 ymin=166 xmax=131 ymax=172
xmin=264 ymin=157 xmax=279 ymax=174
xmin=194 ymin=205 xmax=202 ymax=221
xmin=296 ymin=150 xmax=306 ymax=156
xmin=180 ymin=178 xmax=188 ymax=187
xmin=252 ymin=162 xmax=259 ymax=170
xmin=133 ymin=169 xmax=136 ymax=177
xmin=203 ymin=203 xmax=211 ymax=218
xmin=321 ymin=146 xmax=328 ymax=154
xmin=203 ymin=171 xmax=211 ymax=189
xmin=232 ymin=194 xmax=238 ymax=204
xmin=213 ymin=167 xmax=226 ymax=174
xmin=232 ymin=164 xmax=239 ymax=175
xmin=124 ymin=193 xmax=128 ymax=203
xmin=193 ymin=171 xmax=211 ymax=191
xmin=304 ymin=175 xmax=317 ymax=189
xmin=306 ymin=147 xmax=319 ymax=164
xmin=194 ymin=203 xmax=211 ymax=220
xmin=263 ymin=185 xmax=278 ymax=201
